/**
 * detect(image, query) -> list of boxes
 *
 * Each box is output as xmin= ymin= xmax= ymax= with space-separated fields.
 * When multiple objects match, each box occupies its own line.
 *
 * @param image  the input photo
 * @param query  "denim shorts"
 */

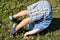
xmin=27 ymin=0 xmax=52 ymax=31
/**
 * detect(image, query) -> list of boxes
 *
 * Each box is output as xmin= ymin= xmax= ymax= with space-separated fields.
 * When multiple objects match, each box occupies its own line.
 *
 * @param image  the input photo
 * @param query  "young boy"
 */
xmin=9 ymin=0 xmax=52 ymax=40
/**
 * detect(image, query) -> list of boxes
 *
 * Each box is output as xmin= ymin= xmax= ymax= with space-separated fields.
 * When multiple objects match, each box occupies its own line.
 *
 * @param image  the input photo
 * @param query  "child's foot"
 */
xmin=9 ymin=15 xmax=21 ymax=24
xmin=10 ymin=30 xmax=16 ymax=37
xmin=24 ymin=35 xmax=29 ymax=40
xmin=9 ymin=15 xmax=17 ymax=21
xmin=10 ymin=23 xmax=17 ymax=37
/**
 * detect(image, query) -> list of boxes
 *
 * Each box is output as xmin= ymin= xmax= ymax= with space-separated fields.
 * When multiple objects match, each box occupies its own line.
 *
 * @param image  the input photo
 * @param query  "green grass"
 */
xmin=0 ymin=0 xmax=60 ymax=40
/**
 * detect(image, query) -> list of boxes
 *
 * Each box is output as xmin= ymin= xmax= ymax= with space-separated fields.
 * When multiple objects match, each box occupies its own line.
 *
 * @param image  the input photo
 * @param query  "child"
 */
xmin=9 ymin=0 xmax=52 ymax=40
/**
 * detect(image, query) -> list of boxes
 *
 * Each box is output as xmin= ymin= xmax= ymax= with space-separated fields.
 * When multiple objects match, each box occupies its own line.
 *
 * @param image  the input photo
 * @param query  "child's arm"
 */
xmin=24 ymin=29 xmax=40 ymax=40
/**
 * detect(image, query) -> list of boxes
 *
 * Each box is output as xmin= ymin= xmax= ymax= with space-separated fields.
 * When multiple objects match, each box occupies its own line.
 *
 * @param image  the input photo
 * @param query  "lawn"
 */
xmin=0 ymin=0 xmax=60 ymax=40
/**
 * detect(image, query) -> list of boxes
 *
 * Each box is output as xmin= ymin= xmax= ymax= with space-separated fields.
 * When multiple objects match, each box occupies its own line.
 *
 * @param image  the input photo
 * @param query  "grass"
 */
xmin=0 ymin=0 xmax=60 ymax=40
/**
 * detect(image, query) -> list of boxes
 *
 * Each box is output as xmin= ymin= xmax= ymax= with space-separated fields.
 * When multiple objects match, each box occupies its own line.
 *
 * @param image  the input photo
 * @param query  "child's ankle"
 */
xmin=15 ymin=29 xmax=17 ymax=32
xmin=13 ymin=15 xmax=17 ymax=19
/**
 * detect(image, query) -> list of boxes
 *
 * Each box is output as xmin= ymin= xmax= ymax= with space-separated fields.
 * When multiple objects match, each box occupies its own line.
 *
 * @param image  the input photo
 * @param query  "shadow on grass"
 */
xmin=39 ymin=18 xmax=60 ymax=35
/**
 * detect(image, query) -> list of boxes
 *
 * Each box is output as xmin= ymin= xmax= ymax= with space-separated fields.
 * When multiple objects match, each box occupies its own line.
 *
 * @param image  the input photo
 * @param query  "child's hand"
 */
xmin=24 ymin=34 xmax=29 ymax=40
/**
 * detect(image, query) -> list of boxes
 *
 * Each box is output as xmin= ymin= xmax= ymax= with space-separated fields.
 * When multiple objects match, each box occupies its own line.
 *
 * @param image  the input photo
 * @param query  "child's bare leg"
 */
xmin=24 ymin=29 xmax=40 ymax=40
xmin=15 ymin=17 xmax=31 ymax=32
xmin=13 ymin=10 xmax=28 ymax=18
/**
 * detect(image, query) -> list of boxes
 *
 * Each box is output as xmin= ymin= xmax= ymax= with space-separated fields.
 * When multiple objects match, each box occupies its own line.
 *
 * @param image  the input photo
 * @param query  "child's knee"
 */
xmin=25 ymin=17 xmax=31 ymax=23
